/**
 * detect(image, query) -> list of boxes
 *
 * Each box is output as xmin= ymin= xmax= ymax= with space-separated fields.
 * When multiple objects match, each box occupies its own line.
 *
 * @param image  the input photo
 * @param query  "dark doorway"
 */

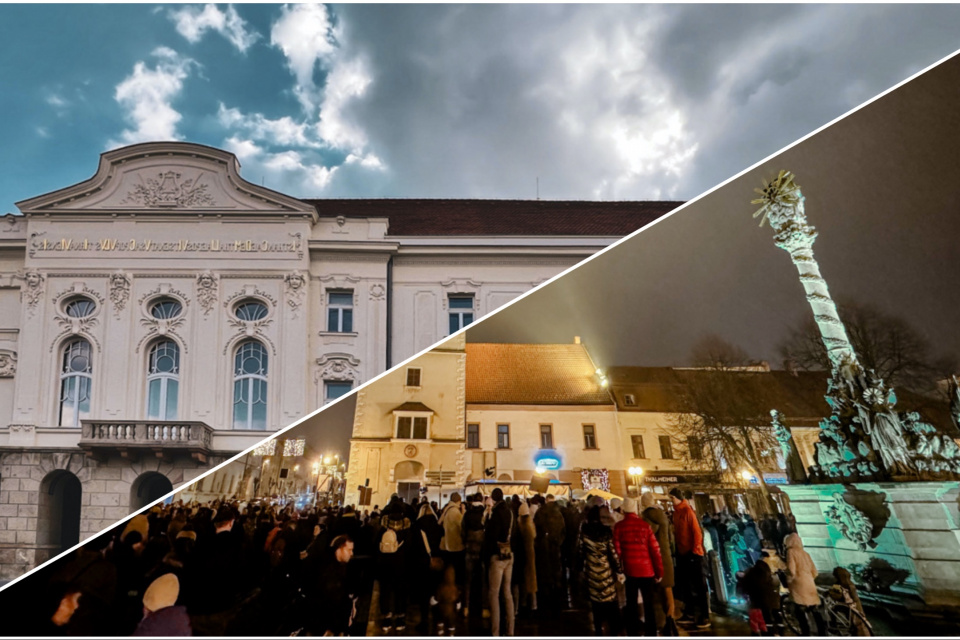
xmin=130 ymin=472 xmax=173 ymax=510
xmin=38 ymin=471 xmax=82 ymax=553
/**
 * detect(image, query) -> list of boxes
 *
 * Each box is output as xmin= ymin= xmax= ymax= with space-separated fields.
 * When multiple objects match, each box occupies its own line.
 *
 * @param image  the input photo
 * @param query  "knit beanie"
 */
xmin=143 ymin=573 xmax=179 ymax=612
xmin=622 ymin=497 xmax=639 ymax=515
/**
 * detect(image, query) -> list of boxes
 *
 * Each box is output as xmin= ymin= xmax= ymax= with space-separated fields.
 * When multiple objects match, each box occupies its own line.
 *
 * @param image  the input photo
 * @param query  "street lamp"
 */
xmin=740 ymin=469 xmax=753 ymax=482
xmin=628 ymin=466 xmax=644 ymax=496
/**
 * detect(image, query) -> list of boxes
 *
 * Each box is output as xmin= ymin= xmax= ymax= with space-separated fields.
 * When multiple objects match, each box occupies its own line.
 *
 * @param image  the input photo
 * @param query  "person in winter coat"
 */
xmin=613 ymin=497 xmax=663 ymax=637
xmin=133 ymin=573 xmax=192 ymax=636
xmin=307 ymin=535 xmax=357 ymax=637
xmin=378 ymin=495 xmax=413 ymax=632
xmin=670 ymin=488 xmax=710 ymax=628
xmin=515 ymin=501 xmax=538 ymax=612
xmin=784 ymin=533 xmax=826 ymax=636
xmin=414 ymin=502 xmax=444 ymax=634
xmin=439 ymin=493 xmax=466 ymax=594
xmin=580 ymin=505 xmax=624 ymax=636
xmin=739 ymin=559 xmax=780 ymax=636
xmin=830 ymin=567 xmax=872 ymax=636
xmin=533 ymin=494 xmax=566 ymax=609
xmin=641 ymin=492 xmax=676 ymax=627
xmin=461 ymin=493 xmax=487 ymax=618
xmin=561 ymin=500 xmax=584 ymax=603
xmin=483 ymin=488 xmax=515 ymax=637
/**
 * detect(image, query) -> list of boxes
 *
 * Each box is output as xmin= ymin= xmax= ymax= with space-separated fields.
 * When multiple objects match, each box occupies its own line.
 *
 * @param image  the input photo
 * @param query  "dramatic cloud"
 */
xmin=270 ymin=4 xmax=338 ymax=113
xmin=170 ymin=4 xmax=259 ymax=53
xmin=108 ymin=47 xmax=195 ymax=148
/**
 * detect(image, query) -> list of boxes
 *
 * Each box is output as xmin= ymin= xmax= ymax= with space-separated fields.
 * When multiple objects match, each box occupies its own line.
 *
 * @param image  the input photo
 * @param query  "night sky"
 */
xmin=467 ymin=53 xmax=960 ymax=373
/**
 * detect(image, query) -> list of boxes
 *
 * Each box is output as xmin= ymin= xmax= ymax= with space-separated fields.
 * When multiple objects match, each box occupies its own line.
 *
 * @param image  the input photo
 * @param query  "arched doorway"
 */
xmin=394 ymin=460 xmax=424 ymax=505
xmin=38 ymin=471 xmax=82 ymax=553
xmin=130 ymin=472 xmax=173 ymax=510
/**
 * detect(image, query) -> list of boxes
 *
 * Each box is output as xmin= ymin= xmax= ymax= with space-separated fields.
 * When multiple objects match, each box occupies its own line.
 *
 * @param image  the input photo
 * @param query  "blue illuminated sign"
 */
xmin=534 ymin=450 xmax=562 ymax=470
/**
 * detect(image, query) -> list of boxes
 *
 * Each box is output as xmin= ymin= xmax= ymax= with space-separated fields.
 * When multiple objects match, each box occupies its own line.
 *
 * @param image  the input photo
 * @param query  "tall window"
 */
xmin=467 ymin=423 xmax=480 ymax=449
xmin=687 ymin=436 xmax=703 ymax=461
xmin=631 ymin=435 xmax=646 ymax=459
xmin=448 ymin=295 xmax=474 ymax=334
xmin=233 ymin=340 xmax=268 ymax=430
xmin=59 ymin=339 xmax=92 ymax=427
xmin=327 ymin=291 xmax=353 ymax=333
xmin=497 ymin=424 xmax=510 ymax=449
xmin=325 ymin=381 xmax=352 ymax=402
xmin=146 ymin=341 xmax=180 ymax=420
xmin=539 ymin=424 xmax=553 ymax=449
xmin=583 ymin=424 xmax=597 ymax=449
xmin=659 ymin=435 xmax=674 ymax=460
xmin=406 ymin=367 xmax=421 ymax=387
xmin=397 ymin=416 xmax=428 ymax=439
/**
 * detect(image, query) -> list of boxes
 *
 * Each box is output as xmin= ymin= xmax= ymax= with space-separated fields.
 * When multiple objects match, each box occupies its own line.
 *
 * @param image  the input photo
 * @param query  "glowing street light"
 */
xmin=628 ymin=466 xmax=644 ymax=496
xmin=741 ymin=469 xmax=754 ymax=481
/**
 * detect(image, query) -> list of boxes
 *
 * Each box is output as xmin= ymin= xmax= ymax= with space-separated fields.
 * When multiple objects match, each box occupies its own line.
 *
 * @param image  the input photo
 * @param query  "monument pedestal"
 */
xmin=783 ymin=482 xmax=960 ymax=608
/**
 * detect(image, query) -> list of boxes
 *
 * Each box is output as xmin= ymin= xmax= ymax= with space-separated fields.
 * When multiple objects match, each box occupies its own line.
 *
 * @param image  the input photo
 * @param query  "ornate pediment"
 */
xmin=16 ymin=142 xmax=317 ymax=220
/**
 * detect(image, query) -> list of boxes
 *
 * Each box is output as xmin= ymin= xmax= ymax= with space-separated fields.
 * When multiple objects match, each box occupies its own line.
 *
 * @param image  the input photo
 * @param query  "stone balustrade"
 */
xmin=79 ymin=420 xmax=213 ymax=462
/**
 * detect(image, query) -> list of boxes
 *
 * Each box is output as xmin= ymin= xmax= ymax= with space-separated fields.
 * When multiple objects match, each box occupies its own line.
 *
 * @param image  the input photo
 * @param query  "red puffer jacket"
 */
xmin=613 ymin=513 xmax=663 ymax=580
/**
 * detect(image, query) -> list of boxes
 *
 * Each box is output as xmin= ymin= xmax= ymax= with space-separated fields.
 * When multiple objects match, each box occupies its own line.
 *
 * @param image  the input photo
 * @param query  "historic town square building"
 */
xmin=0 ymin=141 xmax=677 ymax=579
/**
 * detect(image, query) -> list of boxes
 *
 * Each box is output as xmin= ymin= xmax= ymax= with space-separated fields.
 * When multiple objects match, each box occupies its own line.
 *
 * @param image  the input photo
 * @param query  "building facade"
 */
xmin=0 ymin=141 xmax=676 ymax=579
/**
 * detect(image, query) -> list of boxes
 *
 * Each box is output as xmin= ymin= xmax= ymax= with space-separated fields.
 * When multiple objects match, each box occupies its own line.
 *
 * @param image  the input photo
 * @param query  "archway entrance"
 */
xmin=394 ymin=460 xmax=424 ymax=504
xmin=38 ymin=471 xmax=82 ymax=553
xmin=130 ymin=472 xmax=173 ymax=510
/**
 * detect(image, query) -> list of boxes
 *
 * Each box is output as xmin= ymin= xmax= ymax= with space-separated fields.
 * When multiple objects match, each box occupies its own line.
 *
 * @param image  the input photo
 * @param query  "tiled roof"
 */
xmin=303 ymin=199 xmax=682 ymax=236
xmin=607 ymin=366 xmax=954 ymax=431
xmin=466 ymin=343 xmax=612 ymax=405
xmin=393 ymin=401 xmax=435 ymax=413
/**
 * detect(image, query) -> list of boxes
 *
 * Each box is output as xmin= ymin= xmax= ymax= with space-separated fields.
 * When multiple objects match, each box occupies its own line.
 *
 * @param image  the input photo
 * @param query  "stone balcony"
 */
xmin=79 ymin=420 xmax=214 ymax=464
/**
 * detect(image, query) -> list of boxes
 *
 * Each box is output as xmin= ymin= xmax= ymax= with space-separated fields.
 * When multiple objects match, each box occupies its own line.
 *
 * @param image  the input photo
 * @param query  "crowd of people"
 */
xmin=7 ymin=485 xmax=865 ymax=637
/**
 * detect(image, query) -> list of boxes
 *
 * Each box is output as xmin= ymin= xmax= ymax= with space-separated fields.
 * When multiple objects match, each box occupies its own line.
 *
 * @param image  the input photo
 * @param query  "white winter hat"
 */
xmin=622 ymin=497 xmax=639 ymax=515
xmin=610 ymin=498 xmax=623 ymax=511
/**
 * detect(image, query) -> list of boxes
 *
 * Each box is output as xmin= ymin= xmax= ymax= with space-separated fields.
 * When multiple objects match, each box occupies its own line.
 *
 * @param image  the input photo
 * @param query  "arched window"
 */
xmin=58 ymin=339 xmax=92 ymax=427
xmin=233 ymin=340 xmax=268 ymax=430
xmin=147 ymin=340 xmax=180 ymax=420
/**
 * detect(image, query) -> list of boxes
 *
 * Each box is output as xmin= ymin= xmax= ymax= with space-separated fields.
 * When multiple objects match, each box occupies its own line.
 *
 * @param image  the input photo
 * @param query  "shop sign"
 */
xmin=644 ymin=473 xmax=721 ymax=485
xmin=748 ymin=473 xmax=788 ymax=485
xmin=534 ymin=449 xmax=562 ymax=470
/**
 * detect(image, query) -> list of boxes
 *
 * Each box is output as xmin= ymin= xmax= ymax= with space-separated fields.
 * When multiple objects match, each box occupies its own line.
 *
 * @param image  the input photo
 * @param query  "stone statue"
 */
xmin=772 ymin=409 xmax=808 ymax=483
xmin=196 ymin=271 xmax=219 ymax=316
xmin=19 ymin=270 xmax=44 ymax=311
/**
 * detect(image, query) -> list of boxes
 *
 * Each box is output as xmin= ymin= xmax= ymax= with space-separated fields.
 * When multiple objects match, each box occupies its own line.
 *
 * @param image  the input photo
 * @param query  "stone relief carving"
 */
xmin=196 ymin=271 xmax=219 ymax=316
xmin=316 ymin=353 xmax=361 ymax=382
xmin=284 ymin=271 xmax=306 ymax=316
xmin=17 ymin=270 xmax=44 ymax=314
xmin=52 ymin=285 xmax=103 ymax=336
xmin=0 ymin=350 xmax=17 ymax=377
xmin=369 ymin=283 xmax=386 ymax=301
xmin=109 ymin=271 xmax=131 ymax=316
xmin=121 ymin=171 xmax=216 ymax=207
xmin=825 ymin=492 xmax=876 ymax=551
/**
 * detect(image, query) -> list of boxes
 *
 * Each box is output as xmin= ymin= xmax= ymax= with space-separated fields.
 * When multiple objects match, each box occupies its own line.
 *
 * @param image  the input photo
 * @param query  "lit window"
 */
xmin=583 ymin=424 xmax=597 ymax=449
xmin=64 ymin=297 xmax=96 ymax=318
xmin=325 ymin=381 xmax=352 ymax=402
xmin=448 ymin=295 xmax=474 ymax=334
xmin=327 ymin=291 xmax=354 ymax=333
xmin=406 ymin=367 xmax=421 ymax=387
xmin=467 ymin=423 xmax=480 ymax=449
xmin=631 ymin=435 xmax=646 ymax=459
xmin=233 ymin=340 xmax=268 ymax=430
xmin=59 ymin=339 xmax=92 ymax=427
xmin=235 ymin=301 xmax=268 ymax=322
xmin=150 ymin=298 xmax=182 ymax=319
xmin=497 ymin=424 xmax=510 ymax=449
xmin=147 ymin=340 xmax=180 ymax=420
xmin=397 ymin=416 xmax=428 ymax=439
xmin=659 ymin=435 xmax=674 ymax=460
xmin=539 ymin=424 xmax=553 ymax=449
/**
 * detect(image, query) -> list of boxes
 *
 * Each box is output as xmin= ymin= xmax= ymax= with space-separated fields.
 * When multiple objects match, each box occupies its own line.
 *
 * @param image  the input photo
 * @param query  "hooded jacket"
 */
xmin=785 ymin=533 xmax=820 ymax=606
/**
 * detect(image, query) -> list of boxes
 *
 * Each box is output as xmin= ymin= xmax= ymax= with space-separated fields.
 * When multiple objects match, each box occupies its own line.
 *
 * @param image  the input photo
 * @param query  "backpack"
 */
xmin=380 ymin=527 xmax=403 ymax=554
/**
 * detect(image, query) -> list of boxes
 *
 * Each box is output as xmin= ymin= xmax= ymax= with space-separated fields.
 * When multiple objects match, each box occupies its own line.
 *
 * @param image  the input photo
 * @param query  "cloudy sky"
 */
xmin=4 ymin=4 xmax=960 ymax=212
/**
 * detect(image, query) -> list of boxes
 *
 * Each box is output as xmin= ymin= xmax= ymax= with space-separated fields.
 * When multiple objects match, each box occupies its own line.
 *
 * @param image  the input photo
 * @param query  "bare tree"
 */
xmin=689 ymin=333 xmax=753 ymax=370
xmin=778 ymin=300 xmax=956 ymax=394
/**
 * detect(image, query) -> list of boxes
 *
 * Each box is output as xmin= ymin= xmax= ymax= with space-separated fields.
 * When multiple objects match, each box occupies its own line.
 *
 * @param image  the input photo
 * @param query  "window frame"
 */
xmin=466 ymin=423 xmax=480 ymax=449
xmin=324 ymin=380 xmax=353 ymax=403
xmin=232 ymin=340 xmax=269 ymax=431
xmin=59 ymin=338 xmax=93 ymax=427
xmin=146 ymin=340 xmax=180 ymax=421
xmin=623 ymin=393 xmax=637 ymax=407
xmin=497 ymin=423 xmax=511 ymax=449
xmin=405 ymin=367 xmax=422 ymax=388
xmin=582 ymin=424 xmax=598 ymax=450
xmin=448 ymin=294 xmax=475 ymax=334
xmin=539 ymin=424 xmax=553 ymax=450
xmin=394 ymin=412 xmax=432 ymax=440
xmin=687 ymin=436 xmax=703 ymax=461
xmin=631 ymin=434 xmax=646 ymax=459
xmin=326 ymin=289 xmax=354 ymax=333
xmin=658 ymin=435 xmax=674 ymax=460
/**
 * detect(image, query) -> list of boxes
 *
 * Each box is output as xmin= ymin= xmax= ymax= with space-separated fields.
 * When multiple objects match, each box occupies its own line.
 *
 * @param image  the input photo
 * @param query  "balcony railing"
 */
xmin=79 ymin=420 xmax=213 ymax=462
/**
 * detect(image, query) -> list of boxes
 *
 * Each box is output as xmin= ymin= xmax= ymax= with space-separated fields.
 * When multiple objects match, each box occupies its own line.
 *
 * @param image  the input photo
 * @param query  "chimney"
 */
xmin=784 ymin=358 xmax=797 ymax=376
xmin=573 ymin=336 xmax=581 ymax=345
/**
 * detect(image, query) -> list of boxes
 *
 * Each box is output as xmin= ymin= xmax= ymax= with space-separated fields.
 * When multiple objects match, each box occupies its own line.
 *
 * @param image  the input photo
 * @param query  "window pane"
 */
xmin=328 ymin=308 xmax=339 ymax=332
xmin=147 ymin=378 xmax=162 ymax=420
xmin=60 ymin=377 xmax=76 ymax=427
xmin=328 ymin=292 xmax=353 ymax=306
xmin=498 ymin=425 xmax=509 ymax=448
xmin=449 ymin=296 xmax=473 ymax=309
xmin=165 ymin=380 xmax=179 ymax=421
xmin=632 ymin=435 xmax=645 ymax=459
xmin=406 ymin=368 xmax=421 ymax=387
xmin=397 ymin=417 xmax=412 ymax=439
xmin=252 ymin=396 xmax=267 ymax=431
xmin=540 ymin=425 xmax=552 ymax=449
xmin=77 ymin=377 xmax=91 ymax=420
xmin=463 ymin=313 xmax=473 ymax=327
xmin=233 ymin=380 xmax=247 ymax=429
xmin=584 ymin=425 xmax=596 ymax=449
xmin=342 ymin=309 xmax=353 ymax=333
xmin=659 ymin=435 xmax=673 ymax=459
xmin=449 ymin=314 xmax=459 ymax=335
xmin=325 ymin=382 xmax=352 ymax=401
xmin=467 ymin=424 xmax=479 ymax=449
xmin=413 ymin=417 xmax=428 ymax=439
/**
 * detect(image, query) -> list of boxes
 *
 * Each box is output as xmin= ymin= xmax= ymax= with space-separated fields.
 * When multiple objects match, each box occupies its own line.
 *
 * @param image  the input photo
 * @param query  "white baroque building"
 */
xmin=0 ymin=141 xmax=675 ymax=579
